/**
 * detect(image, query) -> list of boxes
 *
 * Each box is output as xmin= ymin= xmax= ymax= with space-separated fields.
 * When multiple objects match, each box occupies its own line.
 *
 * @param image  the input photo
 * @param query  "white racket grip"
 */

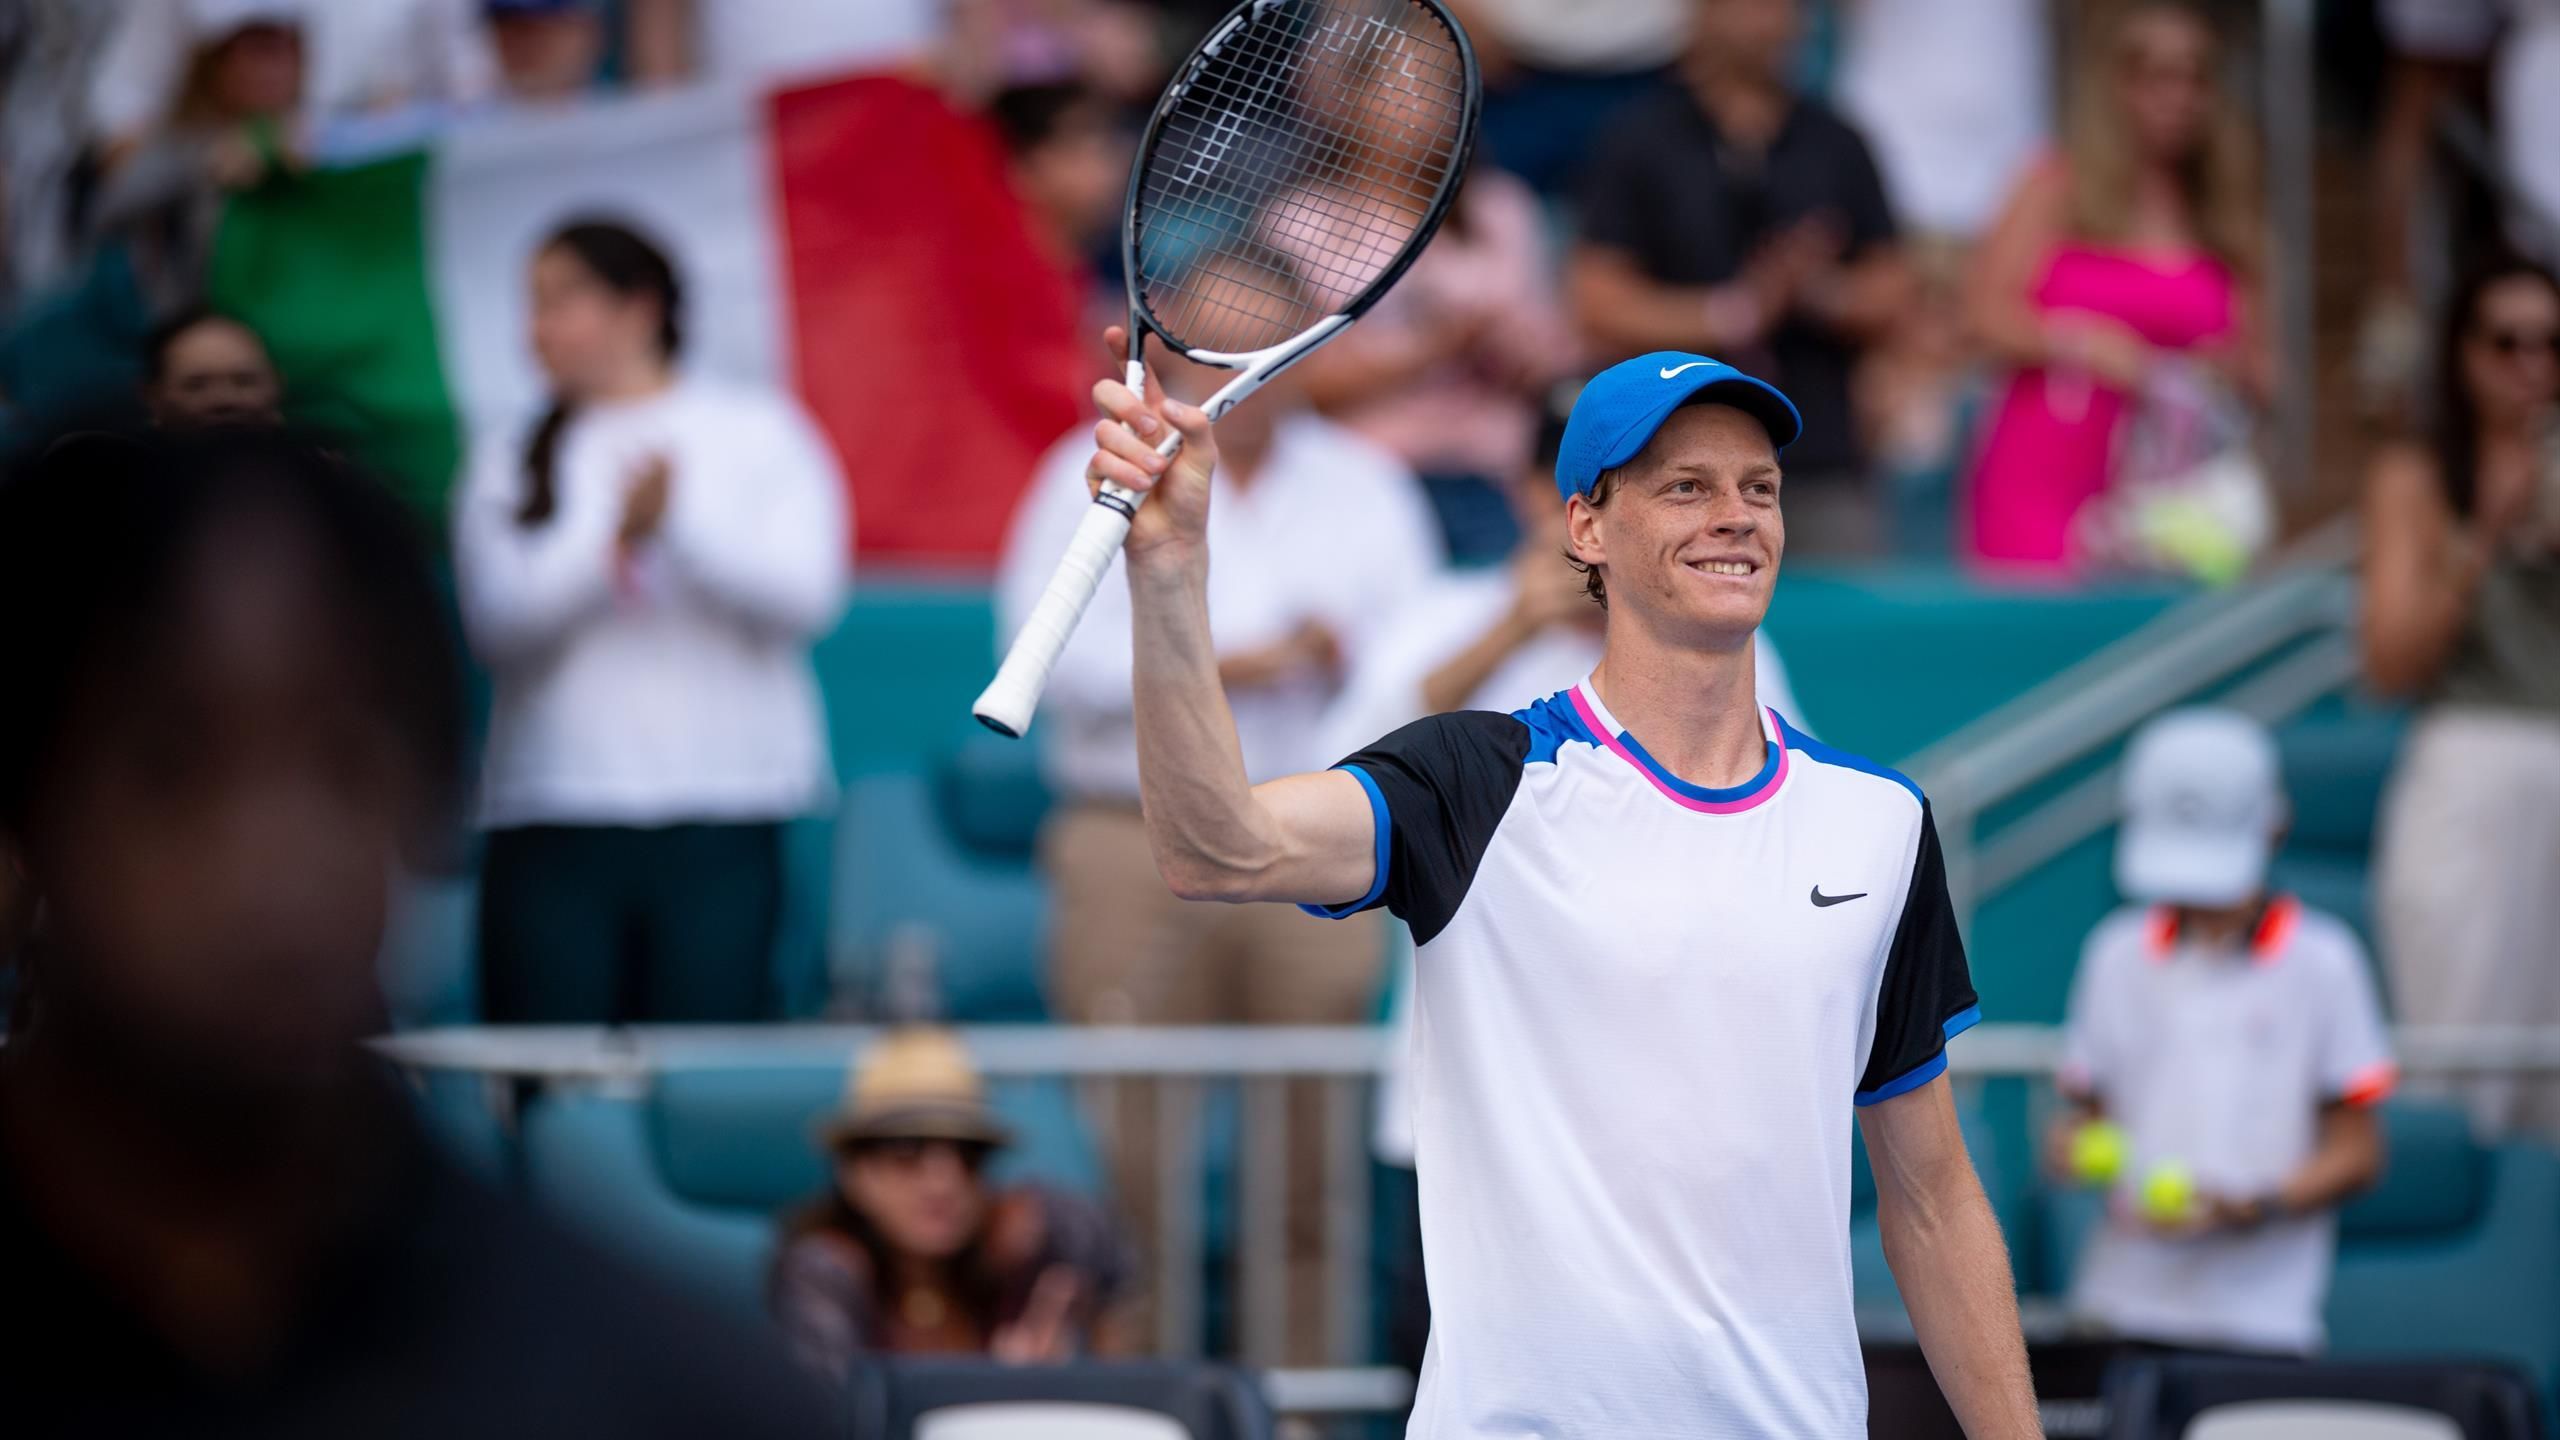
xmin=973 ymin=483 xmax=1143 ymax=736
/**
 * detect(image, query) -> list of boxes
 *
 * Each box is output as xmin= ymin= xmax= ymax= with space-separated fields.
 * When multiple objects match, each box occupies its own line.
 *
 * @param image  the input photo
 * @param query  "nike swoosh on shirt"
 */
xmin=1810 ymin=886 xmax=1868 ymax=907
xmin=1659 ymin=361 xmax=1714 ymax=380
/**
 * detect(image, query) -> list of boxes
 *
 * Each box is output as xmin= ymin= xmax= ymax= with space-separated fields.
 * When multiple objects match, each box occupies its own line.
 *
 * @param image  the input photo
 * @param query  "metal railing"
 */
xmin=382 ymin=1020 xmax=2560 ymax=1385
xmin=1901 ymin=528 xmax=2362 ymax=929
xmin=372 ymin=1020 xmax=2560 ymax=1086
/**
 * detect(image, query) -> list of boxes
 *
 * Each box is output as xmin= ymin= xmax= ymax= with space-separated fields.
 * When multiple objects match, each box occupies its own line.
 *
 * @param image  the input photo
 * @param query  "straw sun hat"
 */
xmin=816 ymin=1028 xmax=1014 ymax=1152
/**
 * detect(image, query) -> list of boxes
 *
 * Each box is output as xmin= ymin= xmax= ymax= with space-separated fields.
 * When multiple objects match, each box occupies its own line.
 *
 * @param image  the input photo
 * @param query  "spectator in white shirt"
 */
xmin=454 ymin=218 xmax=848 ymax=1024
xmin=1832 ymin=0 xmax=2049 ymax=244
xmin=88 ymin=0 xmax=498 ymax=149
xmin=995 ymin=342 xmax=1440 ymax=1361
xmin=2051 ymin=709 xmax=2393 ymax=1357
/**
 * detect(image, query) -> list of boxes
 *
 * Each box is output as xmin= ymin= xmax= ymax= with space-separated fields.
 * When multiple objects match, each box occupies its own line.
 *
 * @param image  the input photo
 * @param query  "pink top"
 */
xmin=1965 ymin=243 xmax=2239 ymax=573
xmin=1310 ymin=170 xmax=1572 ymax=480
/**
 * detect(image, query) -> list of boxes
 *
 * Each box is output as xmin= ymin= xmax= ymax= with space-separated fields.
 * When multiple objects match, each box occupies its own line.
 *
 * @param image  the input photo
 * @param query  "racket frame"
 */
xmin=973 ymin=0 xmax=1480 ymax=738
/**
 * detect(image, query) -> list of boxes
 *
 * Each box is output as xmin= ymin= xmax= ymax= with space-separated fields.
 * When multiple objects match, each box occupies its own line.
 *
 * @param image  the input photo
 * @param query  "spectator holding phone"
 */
xmin=2052 ymin=710 xmax=2393 ymax=1357
xmin=2365 ymin=256 xmax=2560 ymax=1142
xmin=454 ymin=218 xmax=848 ymax=1025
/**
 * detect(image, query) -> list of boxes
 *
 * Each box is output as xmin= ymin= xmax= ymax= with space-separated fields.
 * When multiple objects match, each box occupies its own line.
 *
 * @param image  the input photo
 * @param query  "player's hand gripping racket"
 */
xmin=973 ymin=0 xmax=1479 ymax=736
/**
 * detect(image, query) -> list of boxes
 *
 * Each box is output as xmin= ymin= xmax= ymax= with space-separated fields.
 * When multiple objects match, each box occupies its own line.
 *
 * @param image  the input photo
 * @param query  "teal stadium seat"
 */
xmin=2033 ymin=1102 xmax=2560 ymax=1410
xmin=831 ymin=731 xmax=1053 ymax=1020
xmin=2268 ymin=703 xmax=2408 ymax=963
xmin=518 ymin=1064 xmax=1101 ymax=1322
xmin=2328 ymin=1105 xmax=2560 ymax=1414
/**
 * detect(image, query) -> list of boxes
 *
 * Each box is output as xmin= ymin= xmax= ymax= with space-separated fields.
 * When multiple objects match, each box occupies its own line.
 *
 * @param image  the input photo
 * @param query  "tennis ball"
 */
xmin=2134 ymin=497 xmax=2253 ymax=587
xmin=2140 ymin=1162 xmax=2197 ymax=1226
xmin=2068 ymin=1121 xmax=2129 ymax=1187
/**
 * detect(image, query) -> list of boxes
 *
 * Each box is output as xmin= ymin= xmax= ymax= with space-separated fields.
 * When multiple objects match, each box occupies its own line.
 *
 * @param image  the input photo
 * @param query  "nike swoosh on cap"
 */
xmin=1659 ymin=361 xmax=1713 ymax=380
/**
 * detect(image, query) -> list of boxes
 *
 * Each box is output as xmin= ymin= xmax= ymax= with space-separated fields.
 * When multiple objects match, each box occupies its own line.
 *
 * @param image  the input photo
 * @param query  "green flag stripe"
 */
xmin=208 ymin=151 xmax=462 ymax=523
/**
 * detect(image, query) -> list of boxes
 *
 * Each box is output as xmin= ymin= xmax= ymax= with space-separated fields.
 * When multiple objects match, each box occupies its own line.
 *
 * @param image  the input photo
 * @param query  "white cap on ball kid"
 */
xmin=2115 ymin=708 xmax=2286 ymax=907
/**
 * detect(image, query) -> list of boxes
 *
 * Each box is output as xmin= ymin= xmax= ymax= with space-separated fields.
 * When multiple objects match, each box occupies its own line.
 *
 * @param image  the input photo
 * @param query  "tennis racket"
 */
xmin=973 ymin=0 xmax=1480 ymax=737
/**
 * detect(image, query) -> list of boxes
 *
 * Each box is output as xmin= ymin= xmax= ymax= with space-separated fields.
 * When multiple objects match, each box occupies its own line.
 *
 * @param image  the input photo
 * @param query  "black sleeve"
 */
xmin=1853 ymin=802 xmax=1980 ymax=1105
xmin=1298 ymin=711 xmax=1532 ymax=947
xmin=1832 ymin=116 xmax=1900 ymax=258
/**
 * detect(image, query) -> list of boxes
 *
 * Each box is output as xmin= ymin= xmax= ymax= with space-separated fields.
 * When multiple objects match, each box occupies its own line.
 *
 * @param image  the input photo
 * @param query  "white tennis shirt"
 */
xmin=2060 ymin=899 xmax=2396 ymax=1354
xmin=1307 ymin=679 xmax=1979 ymax=1438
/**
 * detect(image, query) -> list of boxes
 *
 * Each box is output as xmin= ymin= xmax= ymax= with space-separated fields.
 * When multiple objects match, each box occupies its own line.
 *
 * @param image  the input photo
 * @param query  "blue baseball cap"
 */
xmin=1554 ymin=352 xmax=1803 ymax=502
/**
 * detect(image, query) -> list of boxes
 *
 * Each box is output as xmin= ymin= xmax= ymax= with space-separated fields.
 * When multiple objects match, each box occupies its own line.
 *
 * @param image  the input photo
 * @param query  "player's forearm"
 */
xmin=1126 ymin=549 xmax=1291 ymax=900
xmin=1881 ymin=1174 xmax=2040 ymax=1440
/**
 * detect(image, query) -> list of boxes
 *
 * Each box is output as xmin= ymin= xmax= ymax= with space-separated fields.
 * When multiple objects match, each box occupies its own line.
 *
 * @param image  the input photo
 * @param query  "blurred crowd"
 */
xmin=6 ymin=0 xmax=2554 ymax=559
xmin=1 ymin=0 xmax=2558 ymax=1427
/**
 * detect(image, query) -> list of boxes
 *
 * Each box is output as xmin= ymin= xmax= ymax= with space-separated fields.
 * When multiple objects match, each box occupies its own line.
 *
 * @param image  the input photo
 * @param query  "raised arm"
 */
xmin=2361 ymin=443 xmax=2482 ymax=695
xmin=1086 ymin=330 xmax=1380 ymax=908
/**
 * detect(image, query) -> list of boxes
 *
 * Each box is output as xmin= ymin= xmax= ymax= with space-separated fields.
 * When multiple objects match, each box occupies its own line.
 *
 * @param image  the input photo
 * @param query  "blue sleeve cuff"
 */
xmin=1852 ymin=1003 xmax=1983 ymax=1107
xmin=1298 ymin=764 xmax=1390 ymax=919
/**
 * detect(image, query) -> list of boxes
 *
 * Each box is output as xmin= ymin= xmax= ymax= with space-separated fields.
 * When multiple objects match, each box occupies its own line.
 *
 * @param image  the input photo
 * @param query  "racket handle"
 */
xmin=973 ymin=482 xmax=1145 ymax=737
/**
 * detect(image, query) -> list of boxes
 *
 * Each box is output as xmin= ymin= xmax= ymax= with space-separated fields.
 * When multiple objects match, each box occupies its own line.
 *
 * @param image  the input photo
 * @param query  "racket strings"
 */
xmin=1135 ymin=0 xmax=1470 ymax=357
xmin=1165 ymin=4 xmax=1463 ymax=327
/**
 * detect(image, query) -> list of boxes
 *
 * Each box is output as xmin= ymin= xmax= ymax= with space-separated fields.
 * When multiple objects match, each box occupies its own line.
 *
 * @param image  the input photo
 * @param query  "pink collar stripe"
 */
xmin=1566 ymin=684 xmax=1789 ymax=815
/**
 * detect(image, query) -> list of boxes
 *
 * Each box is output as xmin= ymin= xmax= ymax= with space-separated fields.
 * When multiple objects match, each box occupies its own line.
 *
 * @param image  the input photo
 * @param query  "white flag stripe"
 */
xmin=425 ymin=83 xmax=788 ymax=454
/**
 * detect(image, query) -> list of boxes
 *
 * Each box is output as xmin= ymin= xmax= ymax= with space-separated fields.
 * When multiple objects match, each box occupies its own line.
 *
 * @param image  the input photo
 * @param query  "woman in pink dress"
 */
xmin=1962 ymin=1 xmax=2269 ymax=576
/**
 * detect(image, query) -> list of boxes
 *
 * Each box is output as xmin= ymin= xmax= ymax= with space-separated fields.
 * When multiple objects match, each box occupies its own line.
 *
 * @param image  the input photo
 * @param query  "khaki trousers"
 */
xmin=1040 ymin=803 xmax=1384 ymax=1362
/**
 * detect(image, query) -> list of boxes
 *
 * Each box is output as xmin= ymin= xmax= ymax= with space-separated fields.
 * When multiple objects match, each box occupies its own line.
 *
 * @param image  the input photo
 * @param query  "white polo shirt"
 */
xmin=2060 ymin=898 xmax=2397 ymax=1355
xmin=997 ymin=415 xmax=1441 ymax=802
xmin=1309 ymin=679 xmax=1978 ymax=1438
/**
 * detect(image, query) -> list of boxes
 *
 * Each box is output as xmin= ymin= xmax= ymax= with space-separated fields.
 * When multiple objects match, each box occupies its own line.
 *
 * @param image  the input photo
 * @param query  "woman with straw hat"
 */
xmin=770 ymin=1028 xmax=1129 ymax=1382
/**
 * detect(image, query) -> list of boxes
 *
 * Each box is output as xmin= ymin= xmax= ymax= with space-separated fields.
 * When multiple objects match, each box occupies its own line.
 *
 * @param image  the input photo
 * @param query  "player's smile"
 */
xmin=1681 ymin=554 xmax=1765 ymax=580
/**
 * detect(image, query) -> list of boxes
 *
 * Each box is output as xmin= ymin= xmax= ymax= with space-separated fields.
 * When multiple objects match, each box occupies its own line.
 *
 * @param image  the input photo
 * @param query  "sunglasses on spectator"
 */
xmin=846 ymin=1138 xmax=994 ymax=1173
xmin=2474 ymin=326 xmax=2560 ymax=358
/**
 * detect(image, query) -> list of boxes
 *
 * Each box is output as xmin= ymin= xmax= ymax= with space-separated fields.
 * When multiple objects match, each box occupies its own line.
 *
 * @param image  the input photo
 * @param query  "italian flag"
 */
xmin=207 ymin=74 xmax=1088 ymax=564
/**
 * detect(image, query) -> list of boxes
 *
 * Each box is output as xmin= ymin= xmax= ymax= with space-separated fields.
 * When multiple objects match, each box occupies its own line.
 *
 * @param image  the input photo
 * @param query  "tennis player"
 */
xmin=1088 ymin=340 xmax=2041 ymax=1437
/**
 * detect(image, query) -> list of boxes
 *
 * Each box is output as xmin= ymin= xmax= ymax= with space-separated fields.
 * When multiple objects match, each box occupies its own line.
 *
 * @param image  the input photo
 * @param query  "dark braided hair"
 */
xmin=520 ymin=218 xmax=684 ymax=527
